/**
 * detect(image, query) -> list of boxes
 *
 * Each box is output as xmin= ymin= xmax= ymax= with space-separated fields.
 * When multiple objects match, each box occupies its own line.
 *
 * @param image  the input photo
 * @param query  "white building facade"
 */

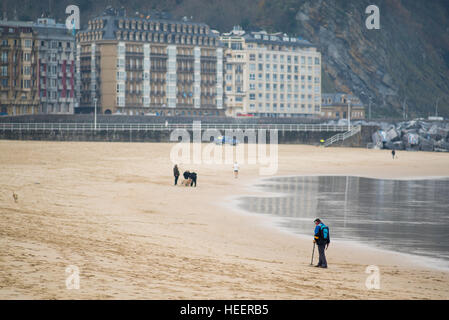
xmin=221 ymin=27 xmax=321 ymax=117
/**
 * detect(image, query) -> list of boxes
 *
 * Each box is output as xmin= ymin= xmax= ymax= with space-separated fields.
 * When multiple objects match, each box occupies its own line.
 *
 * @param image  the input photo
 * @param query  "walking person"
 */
xmin=392 ymin=149 xmax=396 ymax=159
xmin=173 ymin=164 xmax=180 ymax=185
xmin=313 ymin=218 xmax=330 ymax=268
xmin=233 ymin=162 xmax=239 ymax=179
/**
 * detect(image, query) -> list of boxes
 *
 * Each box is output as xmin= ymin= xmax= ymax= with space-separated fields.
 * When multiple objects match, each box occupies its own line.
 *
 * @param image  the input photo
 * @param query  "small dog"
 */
xmin=12 ymin=192 xmax=18 ymax=203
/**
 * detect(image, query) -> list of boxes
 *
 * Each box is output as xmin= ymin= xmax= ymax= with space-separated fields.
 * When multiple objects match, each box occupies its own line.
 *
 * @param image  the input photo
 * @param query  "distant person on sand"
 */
xmin=233 ymin=162 xmax=239 ymax=179
xmin=313 ymin=218 xmax=330 ymax=268
xmin=173 ymin=164 xmax=180 ymax=185
xmin=392 ymin=150 xmax=396 ymax=159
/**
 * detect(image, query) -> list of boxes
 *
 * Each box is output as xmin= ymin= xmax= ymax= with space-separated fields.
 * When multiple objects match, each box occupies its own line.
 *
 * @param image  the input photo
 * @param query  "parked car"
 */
xmin=215 ymin=136 xmax=239 ymax=145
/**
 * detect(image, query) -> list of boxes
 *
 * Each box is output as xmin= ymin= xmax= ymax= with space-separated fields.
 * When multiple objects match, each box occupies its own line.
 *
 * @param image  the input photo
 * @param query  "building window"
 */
xmin=249 ymin=93 xmax=255 ymax=100
xmin=249 ymin=54 xmax=255 ymax=61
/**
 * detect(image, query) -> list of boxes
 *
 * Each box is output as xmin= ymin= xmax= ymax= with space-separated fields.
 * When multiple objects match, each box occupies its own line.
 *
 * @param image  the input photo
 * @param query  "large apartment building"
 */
xmin=75 ymin=12 xmax=224 ymax=116
xmin=0 ymin=18 xmax=76 ymax=115
xmin=221 ymin=26 xmax=322 ymax=117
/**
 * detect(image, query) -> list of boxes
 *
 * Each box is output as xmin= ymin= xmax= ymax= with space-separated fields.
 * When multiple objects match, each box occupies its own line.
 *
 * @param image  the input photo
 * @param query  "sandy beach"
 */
xmin=0 ymin=140 xmax=448 ymax=299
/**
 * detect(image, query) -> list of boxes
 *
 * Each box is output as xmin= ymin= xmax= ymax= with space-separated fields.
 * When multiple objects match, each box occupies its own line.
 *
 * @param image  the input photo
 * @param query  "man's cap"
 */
xmin=314 ymin=218 xmax=321 ymax=222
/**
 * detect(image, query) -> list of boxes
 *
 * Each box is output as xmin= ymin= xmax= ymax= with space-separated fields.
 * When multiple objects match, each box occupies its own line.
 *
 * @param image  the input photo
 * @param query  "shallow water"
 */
xmin=238 ymin=176 xmax=449 ymax=267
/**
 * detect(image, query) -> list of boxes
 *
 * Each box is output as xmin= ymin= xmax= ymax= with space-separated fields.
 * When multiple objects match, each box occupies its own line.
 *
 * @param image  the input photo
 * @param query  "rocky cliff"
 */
xmin=292 ymin=0 xmax=449 ymax=119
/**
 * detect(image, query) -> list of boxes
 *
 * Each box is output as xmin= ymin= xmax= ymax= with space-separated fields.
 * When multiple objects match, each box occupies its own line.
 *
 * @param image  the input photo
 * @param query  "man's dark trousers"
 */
xmin=318 ymin=244 xmax=327 ymax=267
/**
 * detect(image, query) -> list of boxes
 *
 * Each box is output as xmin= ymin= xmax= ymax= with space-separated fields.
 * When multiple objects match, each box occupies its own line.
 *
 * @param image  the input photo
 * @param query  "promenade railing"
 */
xmin=0 ymin=122 xmax=358 ymax=133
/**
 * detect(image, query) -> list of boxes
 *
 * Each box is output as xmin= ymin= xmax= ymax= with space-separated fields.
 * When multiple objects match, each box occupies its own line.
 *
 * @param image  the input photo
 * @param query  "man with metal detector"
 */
xmin=312 ymin=218 xmax=330 ymax=268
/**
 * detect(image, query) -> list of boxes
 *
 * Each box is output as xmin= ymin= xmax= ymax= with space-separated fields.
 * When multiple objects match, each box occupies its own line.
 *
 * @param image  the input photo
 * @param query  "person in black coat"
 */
xmin=173 ymin=164 xmax=180 ymax=185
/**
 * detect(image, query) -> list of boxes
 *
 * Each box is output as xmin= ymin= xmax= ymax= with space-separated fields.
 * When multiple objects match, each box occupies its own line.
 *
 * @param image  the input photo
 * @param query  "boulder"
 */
xmin=386 ymin=127 xmax=400 ymax=142
xmin=419 ymin=137 xmax=434 ymax=152
xmin=436 ymin=140 xmax=449 ymax=150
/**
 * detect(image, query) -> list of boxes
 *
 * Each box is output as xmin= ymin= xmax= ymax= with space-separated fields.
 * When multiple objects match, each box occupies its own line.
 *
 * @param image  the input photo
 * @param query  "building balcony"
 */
xmin=177 ymin=54 xmax=194 ymax=60
xmin=201 ymin=56 xmax=217 ymax=61
xmin=126 ymin=51 xmax=144 ymax=56
xmin=151 ymin=68 xmax=167 ymax=72
xmin=201 ymin=69 xmax=217 ymax=74
xmin=177 ymin=68 xmax=194 ymax=73
xmin=150 ymin=53 xmax=168 ymax=59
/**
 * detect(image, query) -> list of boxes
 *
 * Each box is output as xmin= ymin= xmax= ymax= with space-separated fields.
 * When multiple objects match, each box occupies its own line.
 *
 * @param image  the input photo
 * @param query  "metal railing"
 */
xmin=0 ymin=122 xmax=357 ymax=133
xmin=324 ymin=125 xmax=362 ymax=147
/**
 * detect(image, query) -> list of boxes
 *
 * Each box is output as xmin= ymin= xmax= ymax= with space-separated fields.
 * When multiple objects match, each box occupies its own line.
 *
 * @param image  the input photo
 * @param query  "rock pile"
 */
xmin=370 ymin=120 xmax=449 ymax=152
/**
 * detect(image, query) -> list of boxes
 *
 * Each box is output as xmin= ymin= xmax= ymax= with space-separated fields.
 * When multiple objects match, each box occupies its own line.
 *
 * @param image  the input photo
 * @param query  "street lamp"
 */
xmin=435 ymin=97 xmax=440 ymax=117
xmin=347 ymin=96 xmax=351 ymax=131
xmin=368 ymin=98 xmax=372 ymax=121
xmin=94 ymin=98 xmax=97 ymax=130
xmin=402 ymin=98 xmax=407 ymax=120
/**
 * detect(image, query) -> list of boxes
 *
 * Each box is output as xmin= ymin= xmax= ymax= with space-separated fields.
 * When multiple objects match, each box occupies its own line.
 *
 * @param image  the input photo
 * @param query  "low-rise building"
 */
xmin=321 ymin=93 xmax=365 ymax=120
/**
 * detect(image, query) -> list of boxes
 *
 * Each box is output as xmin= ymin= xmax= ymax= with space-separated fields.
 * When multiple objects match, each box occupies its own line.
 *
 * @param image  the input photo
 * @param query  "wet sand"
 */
xmin=0 ymin=140 xmax=448 ymax=299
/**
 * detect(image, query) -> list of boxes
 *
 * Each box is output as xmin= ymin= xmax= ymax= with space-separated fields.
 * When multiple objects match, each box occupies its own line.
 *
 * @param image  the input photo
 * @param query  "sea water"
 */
xmin=238 ymin=176 xmax=449 ymax=268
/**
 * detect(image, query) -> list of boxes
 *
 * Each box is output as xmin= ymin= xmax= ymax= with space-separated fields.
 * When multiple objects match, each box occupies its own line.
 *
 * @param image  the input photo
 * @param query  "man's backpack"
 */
xmin=320 ymin=225 xmax=330 ymax=244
